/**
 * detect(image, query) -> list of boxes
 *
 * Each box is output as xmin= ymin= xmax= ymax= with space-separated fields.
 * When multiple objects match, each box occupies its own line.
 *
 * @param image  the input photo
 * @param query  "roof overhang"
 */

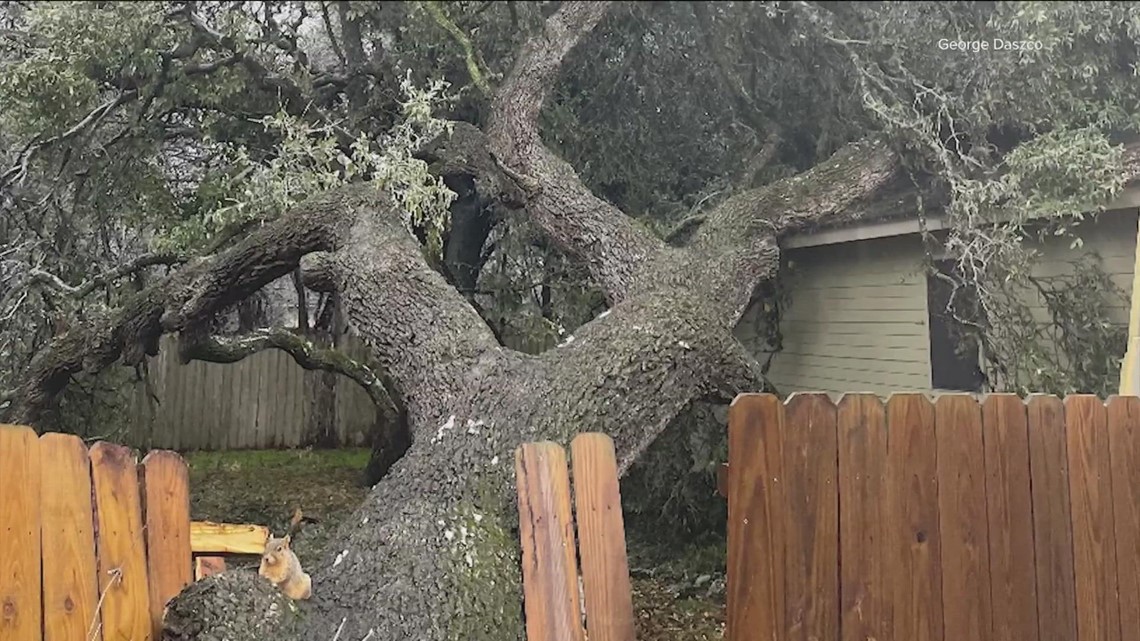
xmin=783 ymin=184 xmax=1140 ymax=250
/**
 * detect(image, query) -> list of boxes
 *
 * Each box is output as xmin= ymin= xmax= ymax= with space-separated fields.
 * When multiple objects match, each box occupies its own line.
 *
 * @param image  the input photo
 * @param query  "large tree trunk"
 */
xmin=155 ymin=145 xmax=897 ymax=641
xmin=3 ymin=4 xmax=905 ymax=640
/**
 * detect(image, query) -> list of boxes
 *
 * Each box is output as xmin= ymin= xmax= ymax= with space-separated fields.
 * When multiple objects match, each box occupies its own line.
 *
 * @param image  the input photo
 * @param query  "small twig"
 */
xmin=81 ymin=433 xmax=116 ymax=443
xmin=319 ymin=1 xmax=346 ymax=66
xmin=1 ymin=92 xmax=137 ymax=189
xmin=88 ymin=567 xmax=123 ymax=641
xmin=330 ymin=616 xmax=347 ymax=641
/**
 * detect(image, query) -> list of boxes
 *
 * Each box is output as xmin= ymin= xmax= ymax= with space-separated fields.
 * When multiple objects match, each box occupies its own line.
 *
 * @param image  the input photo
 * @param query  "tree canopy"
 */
xmin=3 ymin=1 xmax=1139 ymax=417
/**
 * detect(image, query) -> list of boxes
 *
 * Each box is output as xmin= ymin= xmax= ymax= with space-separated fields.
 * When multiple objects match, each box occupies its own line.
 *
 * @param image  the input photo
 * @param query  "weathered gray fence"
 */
xmin=122 ymin=335 xmax=377 ymax=451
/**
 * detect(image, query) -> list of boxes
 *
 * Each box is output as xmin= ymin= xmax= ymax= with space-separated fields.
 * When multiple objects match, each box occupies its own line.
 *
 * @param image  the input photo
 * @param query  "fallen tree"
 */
xmin=0 ymin=3 xmax=904 ymax=638
xmin=9 ymin=1 xmax=1138 ymax=639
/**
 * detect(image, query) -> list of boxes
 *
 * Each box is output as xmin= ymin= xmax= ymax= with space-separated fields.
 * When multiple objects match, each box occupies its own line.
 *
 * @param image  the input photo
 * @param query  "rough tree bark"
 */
xmin=3 ymin=3 xmax=906 ymax=640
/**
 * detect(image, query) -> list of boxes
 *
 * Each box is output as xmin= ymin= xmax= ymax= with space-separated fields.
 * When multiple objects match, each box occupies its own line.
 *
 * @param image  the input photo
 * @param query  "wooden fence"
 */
xmin=122 ymin=334 xmax=378 ymax=451
xmin=515 ymin=433 xmax=637 ymax=641
xmin=723 ymin=391 xmax=1140 ymax=641
xmin=0 ymin=424 xmax=272 ymax=641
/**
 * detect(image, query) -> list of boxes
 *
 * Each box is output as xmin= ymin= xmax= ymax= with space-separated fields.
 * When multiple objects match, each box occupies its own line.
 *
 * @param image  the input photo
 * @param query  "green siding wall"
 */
xmin=734 ymin=209 xmax=1140 ymax=397
xmin=735 ymin=234 xmax=932 ymax=396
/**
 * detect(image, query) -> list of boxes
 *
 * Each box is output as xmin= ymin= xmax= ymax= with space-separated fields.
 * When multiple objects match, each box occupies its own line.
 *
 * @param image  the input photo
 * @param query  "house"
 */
xmin=733 ymin=186 xmax=1140 ymax=397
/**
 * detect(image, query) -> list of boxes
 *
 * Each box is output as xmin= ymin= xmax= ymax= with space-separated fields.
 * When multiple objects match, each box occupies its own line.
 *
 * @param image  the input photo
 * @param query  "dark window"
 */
xmin=926 ymin=260 xmax=986 ymax=391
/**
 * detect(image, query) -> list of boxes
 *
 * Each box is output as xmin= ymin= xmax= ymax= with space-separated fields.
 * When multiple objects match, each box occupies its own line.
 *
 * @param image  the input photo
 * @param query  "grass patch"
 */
xmin=186 ymin=448 xmax=371 ymax=563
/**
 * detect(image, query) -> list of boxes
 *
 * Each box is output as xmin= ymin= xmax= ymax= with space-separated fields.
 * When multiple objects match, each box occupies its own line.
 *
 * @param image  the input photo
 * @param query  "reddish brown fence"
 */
xmin=515 ymin=433 xmax=637 ymax=641
xmin=724 ymin=392 xmax=1140 ymax=641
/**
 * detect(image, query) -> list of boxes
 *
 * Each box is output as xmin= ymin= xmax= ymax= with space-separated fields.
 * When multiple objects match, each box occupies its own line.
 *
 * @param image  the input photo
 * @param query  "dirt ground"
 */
xmin=185 ymin=448 xmax=725 ymax=640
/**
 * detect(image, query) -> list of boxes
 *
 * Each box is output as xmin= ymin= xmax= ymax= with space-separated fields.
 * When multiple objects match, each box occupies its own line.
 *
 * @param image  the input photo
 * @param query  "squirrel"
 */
xmin=258 ymin=508 xmax=313 ymax=600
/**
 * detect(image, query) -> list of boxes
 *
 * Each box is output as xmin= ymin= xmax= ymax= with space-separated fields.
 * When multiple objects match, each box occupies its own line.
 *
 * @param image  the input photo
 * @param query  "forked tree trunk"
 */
xmin=167 ymin=254 xmax=767 ymax=641
xmin=158 ymin=143 xmax=895 ymax=637
xmin=0 ymin=4 xmax=905 ymax=639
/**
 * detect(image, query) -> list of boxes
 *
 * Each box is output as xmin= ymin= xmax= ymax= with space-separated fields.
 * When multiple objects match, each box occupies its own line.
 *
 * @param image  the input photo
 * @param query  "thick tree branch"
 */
xmin=643 ymin=137 xmax=904 ymax=325
xmin=299 ymin=251 xmax=339 ymax=293
xmin=486 ymin=1 xmax=665 ymax=304
xmin=488 ymin=1 xmax=610 ymax=142
xmin=329 ymin=207 xmax=503 ymax=427
xmin=6 ymin=182 xmax=505 ymax=434
xmin=694 ymin=137 xmax=901 ymax=250
xmin=178 ymin=328 xmax=398 ymax=411
xmin=4 ymin=186 xmax=368 ymax=426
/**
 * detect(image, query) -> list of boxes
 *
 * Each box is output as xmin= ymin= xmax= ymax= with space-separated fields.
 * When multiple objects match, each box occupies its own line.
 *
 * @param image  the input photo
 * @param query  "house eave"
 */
xmin=783 ymin=184 xmax=1140 ymax=250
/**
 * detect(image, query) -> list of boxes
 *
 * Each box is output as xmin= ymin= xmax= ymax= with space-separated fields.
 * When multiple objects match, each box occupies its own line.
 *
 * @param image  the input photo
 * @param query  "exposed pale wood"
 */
xmin=837 ymin=393 xmax=892 ymax=641
xmin=782 ymin=393 xmax=839 ymax=641
xmin=515 ymin=441 xmax=586 ymax=641
xmin=90 ymin=441 xmax=152 ymax=641
xmin=194 ymin=557 xmax=227 ymax=581
xmin=1065 ymin=395 xmax=1121 ymax=641
xmin=141 ymin=451 xmax=192 ymax=638
xmin=40 ymin=433 xmax=101 ymax=641
xmin=981 ymin=394 xmax=1040 ymax=641
xmin=886 ymin=393 xmax=943 ymax=641
xmin=189 ymin=521 xmax=270 ymax=554
xmin=934 ymin=394 xmax=992 ymax=641
xmin=0 ymin=425 xmax=43 ymax=640
xmin=1108 ymin=396 xmax=1140 ymax=638
xmin=570 ymin=434 xmax=635 ymax=641
xmin=1027 ymin=395 xmax=1079 ymax=641
xmin=726 ymin=393 xmax=785 ymax=641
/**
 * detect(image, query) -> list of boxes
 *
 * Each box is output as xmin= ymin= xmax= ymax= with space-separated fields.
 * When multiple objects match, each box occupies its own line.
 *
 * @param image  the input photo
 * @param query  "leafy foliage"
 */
xmin=622 ymin=403 xmax=727 ymax=541
xmin=158 ymin=74 xmax=456 ymax=255
xmin=796 ymin=1 xmax=1140 ymax=395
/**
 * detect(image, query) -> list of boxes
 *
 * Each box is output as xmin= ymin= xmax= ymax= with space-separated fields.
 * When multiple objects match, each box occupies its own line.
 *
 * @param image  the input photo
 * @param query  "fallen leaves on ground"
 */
xmin=632 ymin=576 xmax=725 ymax=641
